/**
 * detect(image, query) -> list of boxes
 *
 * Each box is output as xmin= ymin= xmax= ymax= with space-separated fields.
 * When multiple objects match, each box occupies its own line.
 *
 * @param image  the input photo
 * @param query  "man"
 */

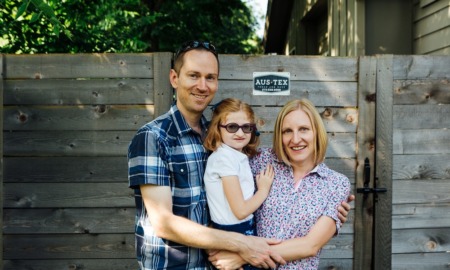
xmin=128 ymin=41 xmax=353 ymax=269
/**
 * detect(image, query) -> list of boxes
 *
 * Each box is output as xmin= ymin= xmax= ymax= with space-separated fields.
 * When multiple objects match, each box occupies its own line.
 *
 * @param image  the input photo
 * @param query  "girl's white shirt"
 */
xmin=204 ymin=143 xmax=255 ymax=225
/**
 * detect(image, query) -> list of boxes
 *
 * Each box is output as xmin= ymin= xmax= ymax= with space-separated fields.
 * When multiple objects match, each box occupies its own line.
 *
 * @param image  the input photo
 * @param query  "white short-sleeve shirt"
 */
xmin=204 ymin=144 xmax=255 ymax=225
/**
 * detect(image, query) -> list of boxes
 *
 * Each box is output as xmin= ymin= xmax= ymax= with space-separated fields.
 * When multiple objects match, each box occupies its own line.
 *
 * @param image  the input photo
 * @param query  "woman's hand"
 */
xmin=209 ymin=250 xmax=245 ymax=270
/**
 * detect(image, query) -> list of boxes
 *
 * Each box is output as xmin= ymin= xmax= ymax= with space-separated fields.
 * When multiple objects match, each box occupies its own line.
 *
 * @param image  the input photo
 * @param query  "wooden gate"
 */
xmin=1 ymin=53 xmax=449 ymax=269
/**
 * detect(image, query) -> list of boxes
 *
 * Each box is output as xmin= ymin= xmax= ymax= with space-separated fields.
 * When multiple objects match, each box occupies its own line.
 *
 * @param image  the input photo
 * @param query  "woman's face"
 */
xmin=281 ymin=109 xmax=315 ymax=167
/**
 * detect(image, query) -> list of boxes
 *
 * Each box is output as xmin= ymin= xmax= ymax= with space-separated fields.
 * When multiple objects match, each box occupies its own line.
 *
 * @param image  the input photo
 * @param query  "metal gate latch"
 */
xmin=356 ymin=158 xmax=387 ymax=195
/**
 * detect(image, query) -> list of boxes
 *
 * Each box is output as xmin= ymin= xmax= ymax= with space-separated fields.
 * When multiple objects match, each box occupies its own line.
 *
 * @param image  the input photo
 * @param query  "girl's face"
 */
xmin=281 ymin=109 xmax=315 ymax=168
xmin=220 ymin=111 xmax=253 ymax=152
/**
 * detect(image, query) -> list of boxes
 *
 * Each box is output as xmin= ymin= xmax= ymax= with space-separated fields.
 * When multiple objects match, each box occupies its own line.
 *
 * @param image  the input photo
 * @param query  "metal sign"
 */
xmin=253 ymin=72 xmax=290 ymax=95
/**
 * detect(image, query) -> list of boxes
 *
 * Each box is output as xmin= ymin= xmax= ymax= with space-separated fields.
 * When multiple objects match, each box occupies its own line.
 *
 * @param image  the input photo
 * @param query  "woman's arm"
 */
xmin=270 ymin=216 xmax=336 ymax=261
xmin=209 ymin=216 xmax=336 ymax=268
xmin=222 ymin=165 xmax=273 ymax=220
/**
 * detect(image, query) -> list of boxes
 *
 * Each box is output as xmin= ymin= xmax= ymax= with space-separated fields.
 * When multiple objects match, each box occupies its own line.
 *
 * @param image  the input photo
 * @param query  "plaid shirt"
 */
xmin=128 ymin=104 xmax=210 ymax=270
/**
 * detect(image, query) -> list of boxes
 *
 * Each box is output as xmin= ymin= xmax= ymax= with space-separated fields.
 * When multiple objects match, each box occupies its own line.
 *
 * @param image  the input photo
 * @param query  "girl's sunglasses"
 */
xmin=219 ymin=123 xmax=256 ymax=134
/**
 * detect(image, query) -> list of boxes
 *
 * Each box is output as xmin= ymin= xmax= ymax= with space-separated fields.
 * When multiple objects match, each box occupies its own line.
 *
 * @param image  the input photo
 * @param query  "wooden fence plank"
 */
xmin=4 ymin=78 xmax=154 ymax=105
xmin=393 ymin=154 xmax=450 ymax=180
xmin=4 ymin=131 xmax=134 ymax=156
xmin=1 ymin=52 xmax=5 ymax=265
xmin=318 ymin=259 xmax=353 ymax=270
xmin=3 ymin=208 xmax=134 ymax=234
xmin=392 ymin=253 xmax=450 ymax=270
xmin=213 ymin=81 xmax=357 ymax=107
xmin=374 ymin=55 xmax=393 ymax=269
xmin=153 ymin=52 xmax=173 ymax=118
xmin=393 ymin=179 xmax=450 ymax=204
xmin=318 ymin=234 xmax=353 ymax=259
xmin=218 ymin=55 xmax=358 ymax=81
xmin=3 ymin=234 xmax=135 ymax=259
xmin=5 ymin=54 xmax=154 ymax=79
xmin=4 ymin=183 xmax=134 ymax=208
xmin=4 ymin=259 xmax=138 ymax=270
xmin=393 ymin=104 xmax=450 ymax=129
xmin=393 ymin=204 xmax=450 ymax=229
xmin=4 ymin=157 xmax=127 ymax=183
xmin=4 ymin=105 xmax=155 ymax=131
xmin=393 ymin=55 xmax=450 ymax=80
xmin=393 ymin=79 xmax=450 ymax=105
xmin=393 ymin=129 xmax=450 ymax=154
xmin=324 ymin=158 xmax=356 ymax=183
xmin=354 ymin=56 xmax=377 ymax=270
xmin=392 ymin=228 xmax=450 ymax=253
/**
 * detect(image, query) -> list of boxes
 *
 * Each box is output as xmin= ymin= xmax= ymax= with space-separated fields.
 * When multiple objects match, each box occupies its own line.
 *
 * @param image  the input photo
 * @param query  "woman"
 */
xmin=210 ymin=99 xmax=351 ymax=269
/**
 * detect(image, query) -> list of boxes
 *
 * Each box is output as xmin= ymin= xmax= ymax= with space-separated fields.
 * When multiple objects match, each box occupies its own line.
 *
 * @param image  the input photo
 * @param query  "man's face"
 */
xmin=170 ymin=49 xmax=219 ymax=118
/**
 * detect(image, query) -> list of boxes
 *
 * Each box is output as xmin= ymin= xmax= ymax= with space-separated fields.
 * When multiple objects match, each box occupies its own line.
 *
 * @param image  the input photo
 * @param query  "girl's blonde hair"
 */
xmin=204 ymin=98 xmax=260 ymax=157
xmin=273 ymin=99 xmax=328 ymax=166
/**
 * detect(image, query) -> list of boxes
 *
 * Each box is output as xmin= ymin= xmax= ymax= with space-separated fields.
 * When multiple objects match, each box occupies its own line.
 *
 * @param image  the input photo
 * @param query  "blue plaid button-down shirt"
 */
xmin=128 ymin=104 xmax=210 ymax=270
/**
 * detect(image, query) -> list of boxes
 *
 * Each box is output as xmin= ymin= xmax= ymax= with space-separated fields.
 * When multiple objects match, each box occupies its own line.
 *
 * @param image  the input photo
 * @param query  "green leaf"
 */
xmin=52 ymin=24 xmax=60 ymax=37
xmin=15 ymin=1 xmax=29 ymax=19
xmin=30 ymin=12 xmax=41 ymax=23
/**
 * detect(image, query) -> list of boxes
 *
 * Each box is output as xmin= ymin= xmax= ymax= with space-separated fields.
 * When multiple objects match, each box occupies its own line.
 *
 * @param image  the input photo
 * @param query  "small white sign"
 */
xmin=253 ymin=72 xmax=290 ymax=96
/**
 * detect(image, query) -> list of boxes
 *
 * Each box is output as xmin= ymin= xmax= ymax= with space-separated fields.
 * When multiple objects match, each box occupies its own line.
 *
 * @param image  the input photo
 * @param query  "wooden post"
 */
xmin=0 ymin=54 xmax=4 ymax=269
xmin=354 ymin=56 xmax=377 ymax=269
xmin=153 ymin=52 xmax=174 ymax=118
xmin=374 ymin=54 xmax=393 ymax=270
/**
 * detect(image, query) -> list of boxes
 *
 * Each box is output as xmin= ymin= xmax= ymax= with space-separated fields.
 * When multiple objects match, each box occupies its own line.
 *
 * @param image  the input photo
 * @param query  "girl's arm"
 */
xmin=222 ymin=164 xmax=273 ymax=220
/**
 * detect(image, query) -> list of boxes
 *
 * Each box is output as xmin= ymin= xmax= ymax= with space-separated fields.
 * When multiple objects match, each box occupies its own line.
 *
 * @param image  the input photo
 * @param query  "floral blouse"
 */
xmin=250 ymin=148 xmax=351 ymax=270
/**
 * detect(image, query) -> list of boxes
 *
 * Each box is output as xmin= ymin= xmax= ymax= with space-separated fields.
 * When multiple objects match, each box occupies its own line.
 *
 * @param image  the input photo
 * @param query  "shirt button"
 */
xmin=180 ymin=169 xmax=184 ymax=172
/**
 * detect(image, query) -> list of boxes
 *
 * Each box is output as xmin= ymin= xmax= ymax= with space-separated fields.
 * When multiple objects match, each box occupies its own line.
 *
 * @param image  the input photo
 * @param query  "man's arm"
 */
xmin=338 ymin=194 xmax=355 ymax=223
xmin=140 ymin=184 xmax=285 ymax=268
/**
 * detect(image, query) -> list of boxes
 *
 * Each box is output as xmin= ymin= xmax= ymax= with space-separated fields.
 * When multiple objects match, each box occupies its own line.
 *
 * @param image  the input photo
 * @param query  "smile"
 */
xmin=192 ymin=94 xmax=207 ymax=100
xmin=292 ymin=146 xmax=306 ymax=150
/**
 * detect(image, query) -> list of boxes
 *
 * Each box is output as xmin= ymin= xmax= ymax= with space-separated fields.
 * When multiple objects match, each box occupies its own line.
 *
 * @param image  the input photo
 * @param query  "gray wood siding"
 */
xmin=413 ymin=0 xmax=450 ymax=54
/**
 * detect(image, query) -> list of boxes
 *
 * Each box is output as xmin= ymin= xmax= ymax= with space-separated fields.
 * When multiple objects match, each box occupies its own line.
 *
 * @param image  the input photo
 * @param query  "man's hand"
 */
xmin=338 ymin=194 xmax=355 ymax=223
xmin=238 ymin=236 xmax=285 ymax=269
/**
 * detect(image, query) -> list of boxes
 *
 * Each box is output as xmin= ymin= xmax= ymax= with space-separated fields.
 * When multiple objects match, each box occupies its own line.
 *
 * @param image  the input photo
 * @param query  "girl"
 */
xmin=204 ymin=98 xmax=273 ymax=239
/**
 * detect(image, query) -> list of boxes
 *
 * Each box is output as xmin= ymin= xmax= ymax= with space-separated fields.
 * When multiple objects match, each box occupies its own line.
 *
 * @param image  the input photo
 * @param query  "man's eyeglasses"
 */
xmin=219 ymin=123 xmax=256 ymax=134
xmin=175 ymin=41 xmax=218 ymax=60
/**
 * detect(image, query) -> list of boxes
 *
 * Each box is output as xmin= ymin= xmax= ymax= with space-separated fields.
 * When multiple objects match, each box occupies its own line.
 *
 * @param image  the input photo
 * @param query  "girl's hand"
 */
xmin=256 ymin=164 xmax=274 ymax=194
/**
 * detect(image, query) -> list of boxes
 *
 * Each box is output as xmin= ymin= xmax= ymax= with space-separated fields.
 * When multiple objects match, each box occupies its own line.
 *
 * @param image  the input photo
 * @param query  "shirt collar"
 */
xmin=170 ymin=104 xmax=209 ymax=136
xmin=220 ymin=143 xmax=248 ymax=160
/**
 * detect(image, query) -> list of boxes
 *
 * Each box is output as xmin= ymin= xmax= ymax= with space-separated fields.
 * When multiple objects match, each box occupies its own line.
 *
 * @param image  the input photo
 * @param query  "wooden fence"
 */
xmin=1 ymin=53 xmax=449 ymax=270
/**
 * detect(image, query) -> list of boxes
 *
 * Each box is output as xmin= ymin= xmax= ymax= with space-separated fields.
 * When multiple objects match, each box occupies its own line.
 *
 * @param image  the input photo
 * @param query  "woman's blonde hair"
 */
xmin=273 ymin=99 xmax=327 ymax=166
xmin=204 ymin=98 xmax=260 ymax=157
